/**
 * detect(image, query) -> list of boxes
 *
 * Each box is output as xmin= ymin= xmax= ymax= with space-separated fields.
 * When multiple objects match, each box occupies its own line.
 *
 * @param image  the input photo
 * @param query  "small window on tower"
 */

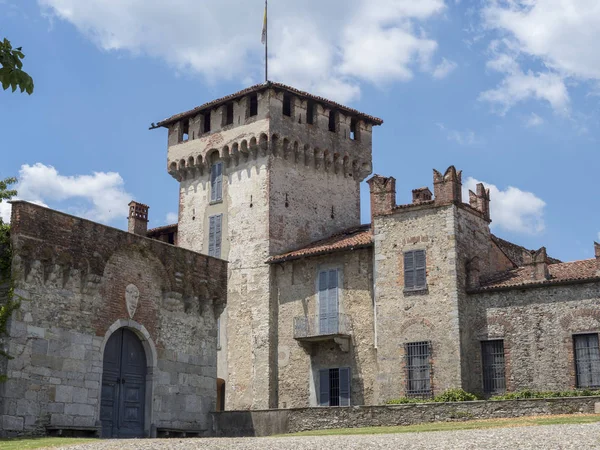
xmin=307 ymin=101 xmax=315 ymax=125
xmin=350 ymin=118 xmax=360 ymax=141
xmin=328 ymin=110 xmax=337 ymax=132
xmin=283 ymin=93 xmax=292 ymax=117
xmin=203 ymin=112 xmax=212 ymax=133
xmin=224 ymin=103 xmax=234 ymax=126
xmin=249 ymin=93 xmax=258 ymax=117
xmin=181 ymin=119 xmax=189 ymax=142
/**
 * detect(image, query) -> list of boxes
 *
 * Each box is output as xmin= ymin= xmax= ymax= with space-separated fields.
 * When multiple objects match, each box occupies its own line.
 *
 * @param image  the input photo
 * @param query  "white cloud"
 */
xmin=436 ymin=123 xmax=481 ymax=146
xmin=481 ymin=0 xmax=600 ymax=113
xmin=525 ymin=112 xmax=544 ymax=128
xmin=0 ymin=201 xmax=11 ymax=223
xmin=432 ymin=58 xmax=457 ymax=79
xmin=2 ymin=163 xmax=132 ymax=225
xmin=463 ymin=177 xmax=546 ymax=235
xmin=38 ymin=0 xmax=447 ymax=103
xmin=165 ymin=212 xmax=178 ymax=224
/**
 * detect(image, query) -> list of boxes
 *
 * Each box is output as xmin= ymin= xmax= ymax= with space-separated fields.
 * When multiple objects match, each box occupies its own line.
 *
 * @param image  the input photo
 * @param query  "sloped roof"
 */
xmin=491 ymin=235 xmax=561 ymax=266
xmin=267 ymin=225 xmax=372 ymax=264
xmin=476 ymin=259 xmax=598 ymax=291
xmin=147 ymin=223 xmax=178 ymax=236
xmin=152 ymin=81 xmax=384 ymax=129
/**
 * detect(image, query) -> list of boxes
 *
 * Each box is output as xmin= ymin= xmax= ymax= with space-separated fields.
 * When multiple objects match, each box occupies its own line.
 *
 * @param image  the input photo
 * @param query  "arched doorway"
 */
xmin=100 ymin=328 xmax=147 ymax=438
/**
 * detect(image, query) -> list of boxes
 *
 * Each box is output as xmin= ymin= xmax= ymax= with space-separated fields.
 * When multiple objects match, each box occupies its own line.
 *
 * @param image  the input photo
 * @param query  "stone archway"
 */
xmin=100 ymin=320 xmax=157 ymax=438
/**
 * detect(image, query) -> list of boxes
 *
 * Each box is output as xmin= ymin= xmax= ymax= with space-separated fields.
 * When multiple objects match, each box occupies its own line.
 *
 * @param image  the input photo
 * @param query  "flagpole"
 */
xmin=265 ymin=0 xmax=268 ymax=82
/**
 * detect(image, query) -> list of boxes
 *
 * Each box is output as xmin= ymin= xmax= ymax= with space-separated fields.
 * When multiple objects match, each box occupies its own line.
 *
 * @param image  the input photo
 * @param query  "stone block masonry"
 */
xmin=0 ymin=201 xmax=227 ymax=438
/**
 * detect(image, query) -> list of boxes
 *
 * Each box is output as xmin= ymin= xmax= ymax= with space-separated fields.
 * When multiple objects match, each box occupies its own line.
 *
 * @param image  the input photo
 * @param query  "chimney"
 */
xmin=367 ymin=175 xmax=396 ymax=224
xmin=433 ymin=166 xmax=462 ymax=205
xmin=595 ymin=242 xmax=600 ymax=276
xmin=412 ymin=187 xmax=433 ymax=204
xmin=524 ymin=247 xmax=549 ymax=281
xmin=128 ymin=201 xmax=149 ymax=236
xmin=468 ymin=183 xmax=491 ymax=222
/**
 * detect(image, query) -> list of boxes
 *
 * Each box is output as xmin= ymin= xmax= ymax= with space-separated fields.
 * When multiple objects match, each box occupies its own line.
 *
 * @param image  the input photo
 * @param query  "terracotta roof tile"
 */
xmin=152 ymin=81 xmax=383 ymax=129
xmin=491 ymin=235 xmax=561 ymax=266
xmin=476 ymin=259 xmax=599 ymax=291
xmin=267 ymin=225 xmax=372 ymax=264
xmin=147 ymin=223 xmax=178 ymax=236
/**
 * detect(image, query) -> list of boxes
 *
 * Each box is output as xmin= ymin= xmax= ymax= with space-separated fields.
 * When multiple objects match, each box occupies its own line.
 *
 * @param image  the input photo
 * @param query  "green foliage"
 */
xmin=490 ymin=389 xmax=600 ymax=401
xmin=0 ymin=36 xmax=34 ymax=95
xmin=0 ymin=177 xmax=17 ymax=208
xmin=434 ymin=388 xmax=481 ymax=402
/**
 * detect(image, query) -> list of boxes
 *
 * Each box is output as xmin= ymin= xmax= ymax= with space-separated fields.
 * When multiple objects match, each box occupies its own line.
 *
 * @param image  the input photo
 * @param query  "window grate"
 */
xmin=405 ymin=341 xmax=432 ymax=398
xmin=482 ymin=340 xmax=506 ymax=394
xmin=574 ymin=334 xmax=600 ymax=389
xmin=329 ymin=369 xmax=340 ymax=407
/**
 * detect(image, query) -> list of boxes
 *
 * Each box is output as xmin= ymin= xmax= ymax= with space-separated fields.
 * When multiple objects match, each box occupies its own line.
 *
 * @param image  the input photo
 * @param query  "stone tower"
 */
xmin=154 ymin=82 xmax=382 ymax=409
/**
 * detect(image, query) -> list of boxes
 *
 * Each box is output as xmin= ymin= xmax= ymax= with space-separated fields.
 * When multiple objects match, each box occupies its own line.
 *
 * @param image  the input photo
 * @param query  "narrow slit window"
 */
xmin=328 ymin=110 xmax=337 ymax=132
xmin=224 ymin=103 xmax=234 ymax=126
xmin=181 ymin=119 xmax=189 ymax=142
xmin=203 ymin=112 xmax=212 ymax=133
xmin=574 ymin=334 xmax=600 ymax=388
xmin=350 ymin=118 xmax=359 ymax=141
xmin=249 ymin=93 xmax=258 ymax=117
xmin=283 ymin=94 xmax=292 ymax=117
xmin=307 ymin=101 xmax=315 ymax=124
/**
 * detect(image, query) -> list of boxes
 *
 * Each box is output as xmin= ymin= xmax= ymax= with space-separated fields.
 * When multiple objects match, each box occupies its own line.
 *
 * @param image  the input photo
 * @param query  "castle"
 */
xmin=1 ymin=82 xmax=599 ymax=438
xmin=150 ymin=82 xmax=600 ymax=409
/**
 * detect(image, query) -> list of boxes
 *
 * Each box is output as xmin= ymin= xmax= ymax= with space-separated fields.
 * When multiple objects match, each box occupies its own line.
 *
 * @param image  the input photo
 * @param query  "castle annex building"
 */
xmin=150 ymin=82 xmax=600 ymax=410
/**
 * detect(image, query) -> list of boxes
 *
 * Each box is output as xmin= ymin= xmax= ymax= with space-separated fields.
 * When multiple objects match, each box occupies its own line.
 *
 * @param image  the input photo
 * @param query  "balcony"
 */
xmin=293 ymin=314 xmax=352 ymax=352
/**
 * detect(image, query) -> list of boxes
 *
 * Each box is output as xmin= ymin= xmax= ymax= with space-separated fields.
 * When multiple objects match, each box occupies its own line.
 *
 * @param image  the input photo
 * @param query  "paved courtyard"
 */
xmin=52 ymin=422 xmax=600 ymax=450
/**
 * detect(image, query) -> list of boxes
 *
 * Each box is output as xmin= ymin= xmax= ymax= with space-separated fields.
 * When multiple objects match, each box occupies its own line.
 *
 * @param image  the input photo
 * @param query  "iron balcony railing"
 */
xmin=293 ymin=314 xmax=352 ymax=340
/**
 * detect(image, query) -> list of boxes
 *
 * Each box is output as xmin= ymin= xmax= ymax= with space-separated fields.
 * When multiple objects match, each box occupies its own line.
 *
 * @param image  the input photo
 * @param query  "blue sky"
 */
xmin=1 ymin=0 xmax=599 ymax=262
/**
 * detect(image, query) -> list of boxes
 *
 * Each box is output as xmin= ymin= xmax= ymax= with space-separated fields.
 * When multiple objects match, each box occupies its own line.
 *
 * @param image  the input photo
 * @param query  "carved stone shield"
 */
xmin=125 ymin=284 xmax=140 ymax=319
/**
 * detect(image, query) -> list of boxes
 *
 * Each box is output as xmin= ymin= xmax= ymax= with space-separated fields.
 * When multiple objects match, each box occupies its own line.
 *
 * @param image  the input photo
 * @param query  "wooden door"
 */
xmin=101 ymin=328 xmax=147 ymax=438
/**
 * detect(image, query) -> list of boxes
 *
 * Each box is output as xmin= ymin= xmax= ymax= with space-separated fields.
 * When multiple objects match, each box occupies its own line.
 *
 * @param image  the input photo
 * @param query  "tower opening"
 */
xmin=204 ymin=112 xmax=212 ymax=133
xmin=224 ymin=103 xmax=234 ymax=126
xmin=307 ymin=101 xmax=315 ymax=125
xmin=329 ymin=110 xmax=337 ymax=132
xmin=249 ymin=93 xmax=258 ymax=117
xmin=283 ymin=94 xmax=292 ymax=117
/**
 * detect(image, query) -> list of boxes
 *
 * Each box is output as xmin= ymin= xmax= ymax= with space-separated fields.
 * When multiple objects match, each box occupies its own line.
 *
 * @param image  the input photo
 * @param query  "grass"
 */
xmin=285 ymin=414 xmax=600 ymax=437
xmin=0 ymin=437 xmax=96 ymax=450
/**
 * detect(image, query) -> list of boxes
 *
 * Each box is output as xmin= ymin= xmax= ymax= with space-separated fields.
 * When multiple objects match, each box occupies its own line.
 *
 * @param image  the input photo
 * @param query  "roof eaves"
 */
xmin=266 ymin=242 xmax=373 ymax=264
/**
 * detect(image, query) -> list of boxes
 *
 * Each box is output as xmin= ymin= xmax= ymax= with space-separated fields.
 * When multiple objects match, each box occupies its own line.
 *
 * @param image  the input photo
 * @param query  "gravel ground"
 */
xmin=50 ymin=423 xmax=600 ymax=450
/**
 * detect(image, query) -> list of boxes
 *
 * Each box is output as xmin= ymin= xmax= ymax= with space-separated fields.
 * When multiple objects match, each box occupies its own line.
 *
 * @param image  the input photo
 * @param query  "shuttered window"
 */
xmin=319 ymin=367 xmax=350 ymax=407
xmin=208 ymin=214 xmax=223 ymax=258
xmin=405 ymin=341 xmax=432 ymax=398
xmin=574 ymin=334 xmax=600 ymax=388
xmin=210 ymin=162 xmax=223 ymax=202
xmin=482 ymin=340 xmax=506 ymax=394
xmin=404 ymin=250 xmax=426 ymax=291
xmin=318 ymin=269 xmax=339 ymax=335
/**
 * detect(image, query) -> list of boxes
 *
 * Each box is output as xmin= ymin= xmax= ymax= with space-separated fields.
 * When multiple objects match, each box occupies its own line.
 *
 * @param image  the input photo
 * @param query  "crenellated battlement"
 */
xmin=159 ymin=82 xmax=380 ymax=183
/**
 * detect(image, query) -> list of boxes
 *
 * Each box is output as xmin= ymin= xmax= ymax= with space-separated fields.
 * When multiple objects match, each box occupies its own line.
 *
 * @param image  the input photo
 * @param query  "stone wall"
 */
xmin=0 ymin=202 xmax=227 ymax=437
xmin=466 ymin=282 xmax=600 ymax=393
xmin=273 ymin=248 xmax=375 ymax=408
xmin=373 ymin=203 xmax=463 ymax=402
xmin=212 ymin=397 xmax=600 ymax=436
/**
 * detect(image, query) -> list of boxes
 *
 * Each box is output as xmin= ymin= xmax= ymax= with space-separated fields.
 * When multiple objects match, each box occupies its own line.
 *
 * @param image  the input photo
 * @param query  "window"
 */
xmin=181 ymin=119 xmax=189 ymax=142
xmin=574 ymin=334 xmax=600 ymax=388
xmin=350 ymin=118 xmax=359 ymax=141
xmin=306 ymin=101 xmax=315 ymax=125
xmin=283 ymin=93 xmax=292 ymax=117
xmin=210 ymin=162 xmax=223 ymax=203
xmin=217 ymin=317 xmax=221 ymax=350
xmin=328 ymin=110 xmax=337 ymax=132
xmin=167 ymin=232 xmax=175 ymax=245
xmin=319 ymin=367 xmax=350 ymax=407
xmin=405 ymin=341 xmax=432 ymax=398
xmin=404 ymin=250 xmax=426 ymax=291
xmin=318 ymin=269 xmax=339 ymax=335
xmin=249 ymin=93 xmax=258 ymax=117
xmin=203 ymin=111 xmax=211 ymax=133
xmin=208 ymin=214 xmax=222 ymax=258
xmin=482 ymin=340 xmax=506 ymax=394
xmin=224 ymin=102 xmax=234 ymax=126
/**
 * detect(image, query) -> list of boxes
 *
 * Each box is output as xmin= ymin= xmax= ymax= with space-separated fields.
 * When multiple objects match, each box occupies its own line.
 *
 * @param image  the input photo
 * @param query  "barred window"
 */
xmin=405 ymin=341 xmax=431 ymax=398
xmin=482 ymin=340 xmax=506 ymax=394
xmin=319 ymin=367 xmax=350 ymax=407
xmin=404 ymin=250 xmax=426 ymax=291
xmin=574 ymin=334 xmax=600 ymax=388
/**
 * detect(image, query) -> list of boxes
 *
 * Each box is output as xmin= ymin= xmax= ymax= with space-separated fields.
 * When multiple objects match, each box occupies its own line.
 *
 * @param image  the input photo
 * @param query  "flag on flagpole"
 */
xmin=261 ymin=1 xmax=267 ymax=44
